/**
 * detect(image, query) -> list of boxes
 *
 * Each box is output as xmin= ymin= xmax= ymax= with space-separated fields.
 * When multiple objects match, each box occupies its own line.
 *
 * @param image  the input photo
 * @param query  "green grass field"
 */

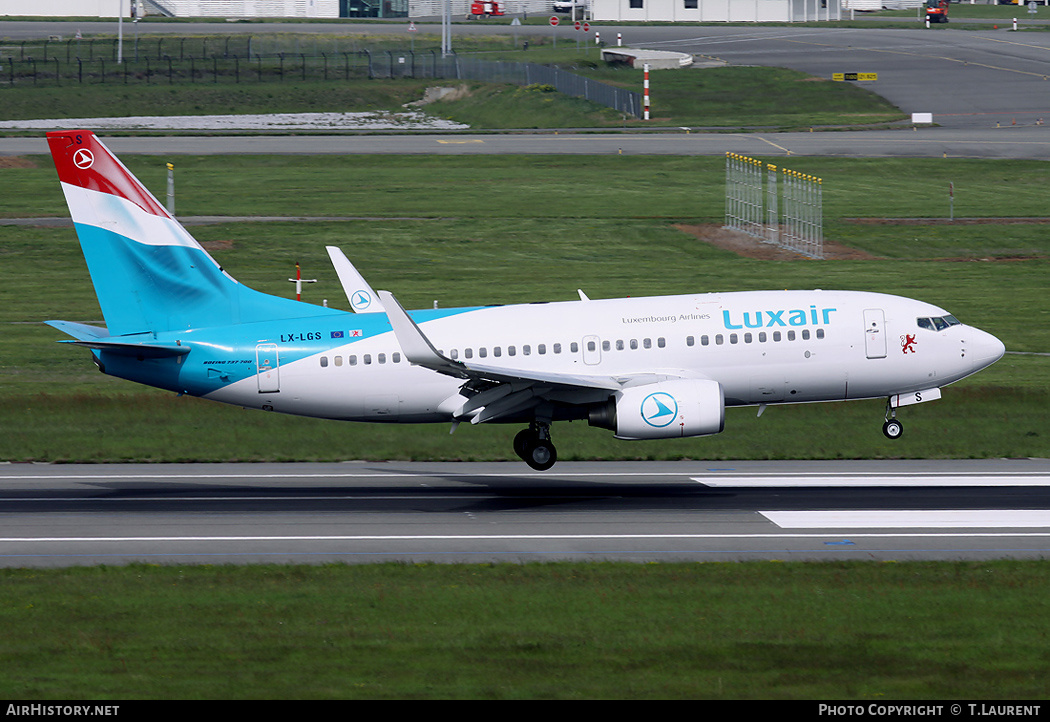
xmin=3 ymin=561 xmax=1050 ymax=699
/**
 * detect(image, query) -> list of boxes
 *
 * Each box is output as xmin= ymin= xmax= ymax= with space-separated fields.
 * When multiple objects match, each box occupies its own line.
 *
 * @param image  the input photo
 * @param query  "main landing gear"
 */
xmin=514 ymin=421 xmax=558 ymax=471
xmin=883 ymin=400 xmax=903 ymax=440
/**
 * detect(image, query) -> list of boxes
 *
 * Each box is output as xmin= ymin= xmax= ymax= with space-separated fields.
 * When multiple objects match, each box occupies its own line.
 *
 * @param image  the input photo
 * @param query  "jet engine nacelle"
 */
xmin=590 ymin=379 xmax=725 ymax=440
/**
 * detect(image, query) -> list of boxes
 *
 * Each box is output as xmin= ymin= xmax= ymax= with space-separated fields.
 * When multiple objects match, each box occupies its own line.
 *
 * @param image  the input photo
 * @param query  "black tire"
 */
xmin=525 ymin=440 xmax=557 ymax=471
xmin=513 ymin=429 xmax=531 ymax=460
xmin=883 ymin=419 xmax=904 ymax=440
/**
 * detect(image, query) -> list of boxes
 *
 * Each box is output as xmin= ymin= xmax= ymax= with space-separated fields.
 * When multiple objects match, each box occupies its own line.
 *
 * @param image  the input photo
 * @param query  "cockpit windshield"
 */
xmin=917 ymin=315 xmax=961 ymax=331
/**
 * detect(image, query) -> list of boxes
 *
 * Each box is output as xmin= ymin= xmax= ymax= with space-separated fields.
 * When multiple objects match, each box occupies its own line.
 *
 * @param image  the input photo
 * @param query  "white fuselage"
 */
xmin=201 ymin=289 xmax=1004 ymax=424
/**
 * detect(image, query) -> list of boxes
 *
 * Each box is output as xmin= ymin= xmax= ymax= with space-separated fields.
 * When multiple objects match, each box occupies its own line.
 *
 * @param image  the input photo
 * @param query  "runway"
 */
xmin=2 ymin=460 xmax=1048 ymax=567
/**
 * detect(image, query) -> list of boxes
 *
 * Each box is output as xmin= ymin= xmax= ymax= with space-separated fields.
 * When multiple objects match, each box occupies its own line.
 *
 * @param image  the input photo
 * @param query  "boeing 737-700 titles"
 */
xmin=45 ymin=130 xmax=1005 ymax=470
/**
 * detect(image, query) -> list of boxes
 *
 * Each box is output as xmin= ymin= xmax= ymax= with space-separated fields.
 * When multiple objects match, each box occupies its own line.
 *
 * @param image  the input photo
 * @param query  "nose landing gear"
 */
xmin=883 ymin=400 xmax=903 ymax=440
xmin=514 ymin=421 xmax=558 ymax=471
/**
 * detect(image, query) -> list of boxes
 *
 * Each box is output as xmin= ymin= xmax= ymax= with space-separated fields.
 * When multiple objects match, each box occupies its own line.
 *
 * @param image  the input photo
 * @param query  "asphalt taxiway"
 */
xmin=1 ymin=460 xmax=1048 ymax=567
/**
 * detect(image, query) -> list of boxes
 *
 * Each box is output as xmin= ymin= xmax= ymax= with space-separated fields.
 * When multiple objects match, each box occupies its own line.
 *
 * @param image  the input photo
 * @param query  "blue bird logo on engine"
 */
xmin=641 ymin=392 xmax=678 ymax=428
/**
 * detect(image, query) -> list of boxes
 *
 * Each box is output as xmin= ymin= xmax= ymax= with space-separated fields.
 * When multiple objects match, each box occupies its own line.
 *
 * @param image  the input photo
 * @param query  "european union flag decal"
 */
xmin=331 ymin=330 xmax=344 ymax=339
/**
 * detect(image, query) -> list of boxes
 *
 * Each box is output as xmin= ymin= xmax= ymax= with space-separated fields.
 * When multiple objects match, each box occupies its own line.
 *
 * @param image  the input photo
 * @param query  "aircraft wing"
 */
xmin=379 ymin=290 xmax=700 ymax=424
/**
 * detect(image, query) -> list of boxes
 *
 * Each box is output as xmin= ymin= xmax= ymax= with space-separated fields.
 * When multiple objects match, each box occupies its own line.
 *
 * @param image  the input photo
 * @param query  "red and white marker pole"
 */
xmin=643 ymin=63 xmax=650 ymax=121
xmin=288 ymin=261 xmax=317 ymax=302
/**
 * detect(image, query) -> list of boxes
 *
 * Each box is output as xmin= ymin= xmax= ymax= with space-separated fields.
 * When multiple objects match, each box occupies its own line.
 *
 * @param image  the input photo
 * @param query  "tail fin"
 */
xmin=47 ymin=130 xmax=336 ymax=336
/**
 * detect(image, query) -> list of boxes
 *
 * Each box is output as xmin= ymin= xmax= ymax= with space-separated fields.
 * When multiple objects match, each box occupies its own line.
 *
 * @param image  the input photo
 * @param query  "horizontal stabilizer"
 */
xmin=45 ymin=320 xmax=109 ymax=341
xmin=46 ymin=320 xmax=188 ymax=357
xmin=60 ymin=340 xmax=190 ymax=358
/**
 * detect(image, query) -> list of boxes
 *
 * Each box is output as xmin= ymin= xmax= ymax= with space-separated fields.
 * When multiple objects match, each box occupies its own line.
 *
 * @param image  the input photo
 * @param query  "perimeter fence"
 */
xmin=0 ymin=36 xmax=642 ymax=118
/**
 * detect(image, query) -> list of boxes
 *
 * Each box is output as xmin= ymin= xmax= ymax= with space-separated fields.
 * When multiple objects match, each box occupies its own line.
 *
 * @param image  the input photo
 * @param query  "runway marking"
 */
xmin=752 ymin=135 xmax=792 ymax=154
xmin=435 ymin=139 xmax=484 ymax=144
xmin=4 ymin=532 xmax=1050 ymax=543
xmin=3 ymin=471 xmax=1046 ymax=483
xmin=763 ymin=510 xmax=1050 ymax=529
xmin=692 ymin=475 xmax=1050 ymax=487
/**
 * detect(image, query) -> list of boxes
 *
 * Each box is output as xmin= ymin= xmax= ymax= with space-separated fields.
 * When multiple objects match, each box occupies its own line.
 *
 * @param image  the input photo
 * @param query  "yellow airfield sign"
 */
xmin=833 ymin=72 xmax=878 ymax=82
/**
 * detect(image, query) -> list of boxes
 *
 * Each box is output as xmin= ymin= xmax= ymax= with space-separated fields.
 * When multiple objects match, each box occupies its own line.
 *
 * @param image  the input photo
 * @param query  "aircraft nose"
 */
xmin=970 ymin=328 xmax=1006 ymax=372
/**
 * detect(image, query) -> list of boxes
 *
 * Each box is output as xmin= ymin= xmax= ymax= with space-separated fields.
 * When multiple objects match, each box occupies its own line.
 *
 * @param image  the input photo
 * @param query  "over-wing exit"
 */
xmin=45 ymin=130 xmax=1005 ymax=471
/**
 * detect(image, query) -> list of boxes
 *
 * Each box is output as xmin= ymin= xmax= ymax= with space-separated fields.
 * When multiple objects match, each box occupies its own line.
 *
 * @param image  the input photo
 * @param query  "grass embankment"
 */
xmin=1 ymin=154 xmax=1046 ymax=462
xmin=3 ymin=562 xmax=1050 ymax=699
xmin=0 ymin=32 xmax=904 ymax=129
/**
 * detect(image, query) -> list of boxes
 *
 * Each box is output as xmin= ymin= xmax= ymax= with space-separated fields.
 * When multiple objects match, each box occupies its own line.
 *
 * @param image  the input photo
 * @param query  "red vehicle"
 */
xmin=925 ymin=0 xmax=949 ymax=23
xmin=469 ymin=1 xmax=504 ymax=17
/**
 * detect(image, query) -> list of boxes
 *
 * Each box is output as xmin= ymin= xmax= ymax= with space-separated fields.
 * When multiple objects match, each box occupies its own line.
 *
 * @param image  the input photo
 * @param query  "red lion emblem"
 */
xmin=901 ymin=334 xmax=917 ymax=354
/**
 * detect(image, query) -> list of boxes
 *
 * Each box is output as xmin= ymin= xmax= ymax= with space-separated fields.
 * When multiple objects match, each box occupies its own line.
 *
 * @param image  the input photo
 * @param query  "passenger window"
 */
xmin=630 ymin=339 xmax=638 ymax=350
xmin=494 ymin=347 xmax=502 ymax=357
xmin=479 ymin=348 xmax=487 ymax=358
xmin=787 ymin=331 xmax=796 ymax=341
xmin=364 ymin=354 xmax=372 ymax=365
xmin=686 ymin=336 xmax=695 ymax=347
xmin=538 ymin=344 xmax=546 ymax=355
xmin=335 ymin=356 xmax=343 ymax=367
xmin=571 ymin=342 xmax=579 ymax=353
xmin=730 ymin=334 xmax=738 ymax=344
xmin=393 ymin=353 xmax=401 ymax=363
xmin=759 ymin=332 xmax=767 ymax=343
xmin=715 ymin=334 xmax=724 ymax=345
xmin=378 ymin=353 xmax=386 ymax=364
xmin=643 ymin=338 xmax=651 ymax=349
xmin=320 ymin=356 xmax=328 ymax=368
xmin=773 ymin=331 xmax=782 ymax=342
xmin=816 ymin=329 xmax=824 ymax=340
xmin=523 ymin=345 xmax=531 ymax=356
xmin=602 ymin=341 xmax=611 ymax=352
xmin=657 ymin=338 xmax=665 ymax=348
xmin=616 ymin=340 xmax=624 ymax=351
xmin=349 ymin=355 xmax=358 ymax=366
xmin=465 ymin=348 xmax=473 ymax=359
xmin=553 ymin=343 xmax=562 ymax=354
xmin=802 ymin=330 xmax=810 ymax=340
xmin=508 ymin=346 xmax=516 ymax=356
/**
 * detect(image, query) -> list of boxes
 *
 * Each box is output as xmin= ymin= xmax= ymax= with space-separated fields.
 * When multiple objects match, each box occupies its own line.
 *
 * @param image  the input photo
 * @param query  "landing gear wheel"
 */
xmin=883 ymin=419 xmax=904 ymax=440
xmin=513 ymin=429 xmax=531 ymax=460
xmin=514 ymin=421 xmax=558 ymax=471
xmin=525 ymin=440 xmax=557 ymax=471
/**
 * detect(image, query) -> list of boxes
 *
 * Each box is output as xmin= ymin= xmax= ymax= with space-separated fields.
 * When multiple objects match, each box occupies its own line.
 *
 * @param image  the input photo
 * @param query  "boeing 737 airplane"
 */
xmin=45 ymin=130 xmax=1006 ymax=470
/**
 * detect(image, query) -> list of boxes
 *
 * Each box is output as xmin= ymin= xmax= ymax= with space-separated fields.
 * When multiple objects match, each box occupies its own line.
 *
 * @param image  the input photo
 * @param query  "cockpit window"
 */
xmin=917 ymin=315 xmax=962 ymax=331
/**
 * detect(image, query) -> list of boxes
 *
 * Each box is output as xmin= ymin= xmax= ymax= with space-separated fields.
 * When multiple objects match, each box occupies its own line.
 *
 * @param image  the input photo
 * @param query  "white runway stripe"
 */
xmin=763 ymin=510 xmax=1050 ymax=529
